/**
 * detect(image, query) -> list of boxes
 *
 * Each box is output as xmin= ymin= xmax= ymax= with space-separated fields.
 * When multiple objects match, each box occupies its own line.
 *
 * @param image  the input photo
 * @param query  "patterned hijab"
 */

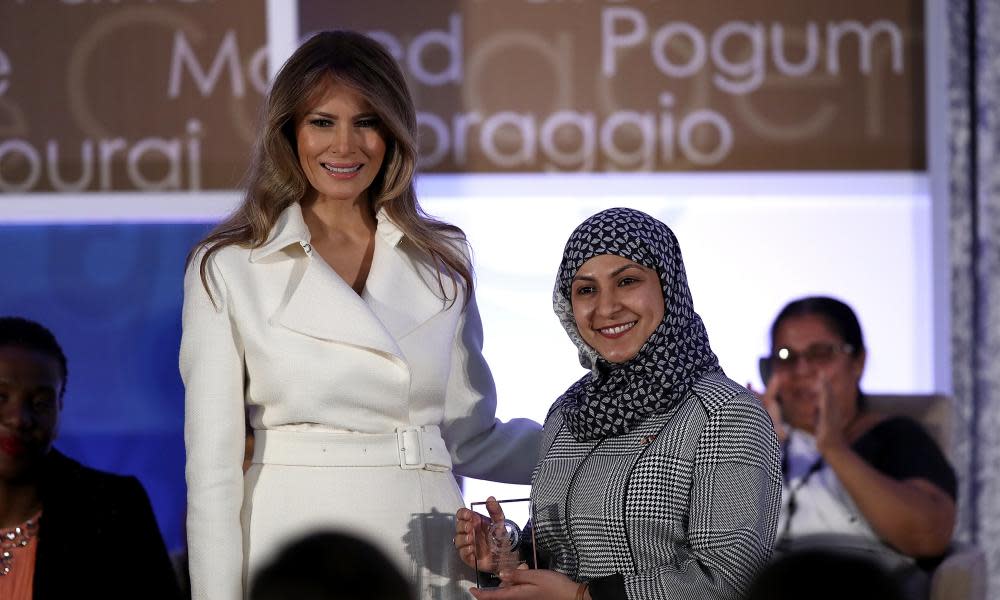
xmin=553 ymin=207 xmax=721 ymax=442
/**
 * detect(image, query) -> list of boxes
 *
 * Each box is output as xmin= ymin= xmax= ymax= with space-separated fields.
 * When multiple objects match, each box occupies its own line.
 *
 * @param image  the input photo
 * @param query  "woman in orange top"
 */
xmin=0 ymin=317 xmax=179 ymax=600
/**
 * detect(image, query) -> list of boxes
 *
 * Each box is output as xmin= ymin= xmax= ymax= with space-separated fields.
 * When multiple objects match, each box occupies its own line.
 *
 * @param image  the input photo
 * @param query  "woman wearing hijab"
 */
xmin=455 ymin=208 xmax=783 ymax=600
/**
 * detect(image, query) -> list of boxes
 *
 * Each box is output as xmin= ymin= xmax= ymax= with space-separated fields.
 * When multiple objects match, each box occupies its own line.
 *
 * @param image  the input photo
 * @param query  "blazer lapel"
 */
xmin=277 ymin=255 xmax=405 ymax=360
xmin=263 ymin=205 xmax=405 ymax=359
xmin=363 ymin=216 xmax=448 ymax=341
xmin=269 ymin=206 xmax=445 ymax=357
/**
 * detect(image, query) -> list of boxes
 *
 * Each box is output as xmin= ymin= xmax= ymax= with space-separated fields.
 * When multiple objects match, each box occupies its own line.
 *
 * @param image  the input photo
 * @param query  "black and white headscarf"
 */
xmin=554 ymin=207 xmax=721 ymax=442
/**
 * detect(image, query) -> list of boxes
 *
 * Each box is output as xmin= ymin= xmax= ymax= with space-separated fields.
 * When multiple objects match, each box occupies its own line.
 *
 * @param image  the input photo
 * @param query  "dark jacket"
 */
xmin=32 ymin=450 xmax=180 ymax=599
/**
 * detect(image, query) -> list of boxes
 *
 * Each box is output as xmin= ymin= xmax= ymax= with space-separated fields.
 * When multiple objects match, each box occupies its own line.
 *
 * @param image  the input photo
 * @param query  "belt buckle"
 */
xmin=396 ymin=427 xmax=425 ymax=470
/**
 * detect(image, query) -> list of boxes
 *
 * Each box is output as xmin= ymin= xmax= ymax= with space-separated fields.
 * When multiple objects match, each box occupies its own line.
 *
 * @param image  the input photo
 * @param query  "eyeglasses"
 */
xmin=758 ymin=342 xmax=854 ymax=382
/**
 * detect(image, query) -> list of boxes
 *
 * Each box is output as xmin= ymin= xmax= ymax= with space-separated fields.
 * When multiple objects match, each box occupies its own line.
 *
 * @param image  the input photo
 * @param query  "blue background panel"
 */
xmin=0 ymin=222 xmax=212 ymax=552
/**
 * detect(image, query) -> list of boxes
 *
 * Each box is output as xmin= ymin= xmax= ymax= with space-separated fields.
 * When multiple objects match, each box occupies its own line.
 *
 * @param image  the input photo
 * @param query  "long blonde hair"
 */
xmin=189 ymin=30 xmax=472 ymax=304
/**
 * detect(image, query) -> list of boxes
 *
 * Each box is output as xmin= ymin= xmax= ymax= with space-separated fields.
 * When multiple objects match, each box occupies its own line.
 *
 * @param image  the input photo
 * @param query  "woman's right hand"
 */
xmin=455 ymin=496 xmax=507 ymax=572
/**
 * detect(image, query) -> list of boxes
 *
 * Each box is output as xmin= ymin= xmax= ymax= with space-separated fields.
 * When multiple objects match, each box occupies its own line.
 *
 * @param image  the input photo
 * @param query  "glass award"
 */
xmin=469 ymin=497 xmax=537 ymax=588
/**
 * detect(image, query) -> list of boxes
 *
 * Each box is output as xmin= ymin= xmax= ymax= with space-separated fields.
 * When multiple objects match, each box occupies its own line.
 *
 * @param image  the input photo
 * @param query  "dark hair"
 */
xmin=249 ymin=531 xmax=415 ymax=600
xmin=0 ymin=316 xmax=68 ymax=396
xmin=770 ymin=296 xmax=865 ymax=356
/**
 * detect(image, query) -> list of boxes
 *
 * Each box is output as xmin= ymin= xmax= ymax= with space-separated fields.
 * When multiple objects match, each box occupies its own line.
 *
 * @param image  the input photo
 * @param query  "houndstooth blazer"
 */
xmin=530 ymin=371 xmax=782 ymax=600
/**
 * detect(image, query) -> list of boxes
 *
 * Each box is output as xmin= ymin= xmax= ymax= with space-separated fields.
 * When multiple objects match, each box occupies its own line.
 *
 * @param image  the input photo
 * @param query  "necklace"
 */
xmin=0 ymin=513 xmax=40 ymax=576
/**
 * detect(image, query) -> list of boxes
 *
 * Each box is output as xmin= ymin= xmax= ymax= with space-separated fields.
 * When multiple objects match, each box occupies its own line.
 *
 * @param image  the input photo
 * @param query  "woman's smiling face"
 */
xmin=295 ymin=81 xmax=387 ymax=206
xmin=570 ymin=254 xmax=665 ymax=364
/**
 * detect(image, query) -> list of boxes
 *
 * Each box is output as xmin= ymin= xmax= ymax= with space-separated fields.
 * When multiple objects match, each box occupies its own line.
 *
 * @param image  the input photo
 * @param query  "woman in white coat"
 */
xmin=180 ymin=30 xmax=541 ymax=600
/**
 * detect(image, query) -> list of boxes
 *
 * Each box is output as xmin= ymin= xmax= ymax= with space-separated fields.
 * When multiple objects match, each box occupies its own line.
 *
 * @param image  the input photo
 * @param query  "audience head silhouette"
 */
xmin=250 ymin=531 xmax=415 ymax=600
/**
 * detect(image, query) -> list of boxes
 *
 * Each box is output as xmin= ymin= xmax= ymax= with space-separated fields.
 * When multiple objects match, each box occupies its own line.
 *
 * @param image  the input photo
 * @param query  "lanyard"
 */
xmin=779 ymin=438 xmax=825 ymax=541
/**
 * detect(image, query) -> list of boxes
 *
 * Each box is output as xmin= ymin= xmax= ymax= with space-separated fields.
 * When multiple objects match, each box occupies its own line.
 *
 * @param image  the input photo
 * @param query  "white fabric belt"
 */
xmin=252 ymin=426 xmax=452 ymax=471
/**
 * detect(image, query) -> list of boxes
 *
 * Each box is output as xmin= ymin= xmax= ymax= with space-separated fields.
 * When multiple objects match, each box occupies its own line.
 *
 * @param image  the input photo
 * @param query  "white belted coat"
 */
xmin=180 ymin=203 xmax=541 ymax=600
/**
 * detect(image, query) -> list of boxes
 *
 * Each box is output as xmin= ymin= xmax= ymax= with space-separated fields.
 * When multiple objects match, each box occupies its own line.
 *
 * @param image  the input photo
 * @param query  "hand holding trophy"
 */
xmin=454 ymin=496 xmax=534 ymax=587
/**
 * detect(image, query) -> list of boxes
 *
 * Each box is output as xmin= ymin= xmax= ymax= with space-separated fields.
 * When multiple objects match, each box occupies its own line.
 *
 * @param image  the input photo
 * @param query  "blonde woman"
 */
xmin=181 ymin=31 xmax=541 ymax=600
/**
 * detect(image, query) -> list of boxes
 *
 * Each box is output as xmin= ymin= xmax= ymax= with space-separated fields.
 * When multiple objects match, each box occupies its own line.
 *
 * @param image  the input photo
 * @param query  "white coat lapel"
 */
xmin=277 ymin=255 xmax=405 ymax=359
xmin=259 ymin=204 xmax=405 ymax=360
xmin=363 ymin=214 xmax=448 ymax=341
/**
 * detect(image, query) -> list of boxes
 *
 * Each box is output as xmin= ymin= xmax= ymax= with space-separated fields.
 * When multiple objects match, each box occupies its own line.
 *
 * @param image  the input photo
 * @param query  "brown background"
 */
xmin=0 ymin=0 xmax=924 ymax=193
xmin=302 ymin=0 xmax=925 ymax=173
xmin=0 ymin=0 xmax=266 ymax=192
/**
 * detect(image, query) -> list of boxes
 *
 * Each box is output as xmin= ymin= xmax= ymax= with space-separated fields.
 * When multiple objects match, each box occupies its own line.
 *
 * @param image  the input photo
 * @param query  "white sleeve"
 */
xmin=179 ymin=253 xmax=247 ymax=600
xmin=440 ymin=289 xmax=542 ymax=484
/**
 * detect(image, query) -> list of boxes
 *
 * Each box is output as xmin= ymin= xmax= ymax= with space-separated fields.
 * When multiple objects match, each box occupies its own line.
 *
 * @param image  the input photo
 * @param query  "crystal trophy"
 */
xmin=469 ymin=497 xmax=537 ymax=588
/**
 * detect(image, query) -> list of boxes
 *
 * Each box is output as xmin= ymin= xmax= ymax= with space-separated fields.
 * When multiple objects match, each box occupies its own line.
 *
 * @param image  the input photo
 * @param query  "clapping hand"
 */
xmin=813 ymin=375 xmax=849 ymax=455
